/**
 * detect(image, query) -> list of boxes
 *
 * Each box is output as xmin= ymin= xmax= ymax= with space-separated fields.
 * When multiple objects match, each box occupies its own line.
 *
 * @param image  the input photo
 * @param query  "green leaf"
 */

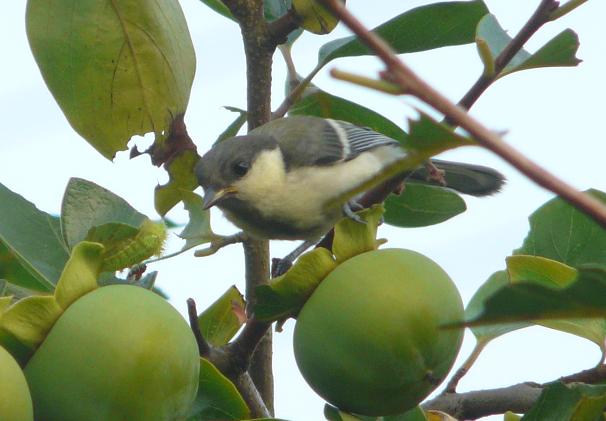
xmin=197 ymin=286 xmax=245 ymax=347
xmin=515 ymin=189 xmax=606 ymax=266
xmin=155 ymin=150 xmax=200 ymax=216
xmin=216 ymin=107 xmax=247 ymax=144
xmin=507 ymin=255 xmax=606 ymax=352
xmin=324 ymin=404 xmax=427 ymax=421
xmin=475 ymin=14 xmax=580 ymax=78
xmin=466 ymin=271 xmax=530 ymax=340
xmin=384 ymin=183 xmax=466 ymax=228
xmin=318 ymin=1 xmax=488 ymax=66
xmin=187 ymin=358 xmax=250 ymax=420
xmin=26 ymin=0 xmax=196 ymax=159
xmin=522 ymin=382 xmax=606 ymax=421
xmin=265 ymin=0 xmax=291 ymax=21
xmin=289 ymin=90 xmax=407 ymax=141
xmin=199 ymin=0 xmax=236 ymax=21
xmin=61 ymin=178 xmax=147 ymax=250
xmin=0 ymin=295 xmax=62 ymax=358
xmin=255 ymin=247 xmax=336 ymax=321
xmin=460 ymin=266 xmax=606 ymax=327
xmin=54 ymin=242 xmax=103 ymax=309
xmin=404 ymin=112 xmax=476 ymax=153
xmin=332 ymin=206 xmax=384 ymax=263
xmin=0 ymin=242 xmax=41 ymax=292
xmin=179 ymin=191 xmax=218 ymax=251
xmin=0 ymin=183 xmax=69 ymax=292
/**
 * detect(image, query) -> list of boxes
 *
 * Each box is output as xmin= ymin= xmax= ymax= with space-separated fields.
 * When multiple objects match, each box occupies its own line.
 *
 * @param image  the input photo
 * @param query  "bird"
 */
xmin=195 ymin=115 xmax=504 ymax=242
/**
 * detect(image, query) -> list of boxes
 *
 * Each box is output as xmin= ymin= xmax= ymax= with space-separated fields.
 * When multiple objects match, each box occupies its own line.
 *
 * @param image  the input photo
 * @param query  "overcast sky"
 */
xmin=1 ymin=1 xmax=606 ymax=419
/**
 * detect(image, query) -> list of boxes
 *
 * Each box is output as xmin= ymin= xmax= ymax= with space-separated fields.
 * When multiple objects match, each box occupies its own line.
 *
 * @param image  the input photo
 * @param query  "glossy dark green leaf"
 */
xmin=187 ymin=358 xmax=250 ymax=420
xmin=61 ymin=178 xmax=146 ymax=250
xmin=0 ymin=241 xmax=41 ymax=292
xmin=522 ymin=382 xmax=606 ymax=421
xmin=384 ymin=183 xmax=466 ymax=228
xmin=476 ymin=14 xmax=581 ymax=78
xmin=318 ymin=1 xmax=488 ymax=66
xmin=466 ymin=271 xmax=530 ymax=340
xmin=197 ymin=286 xmax=246 ymax=347
xmin=26 ymin=0 xmax=196 ymax=159
xmin=289 ymin=90 xmax=406 ymax=141
xmin=155 ymin=150 xmax=200 ymax=216
xmin=265 ymin=0 xmax=291 ymax=21
xmin=460 ymin=266 xmax=606 ymax=327
xmin=515 ymin=189 xmax=606 ymax=266
xmin=199 ymin=0 xmax=236 ymax=21
xmin=0 ymin=183 xmax=69 ymax=292
xmin=216 ymin=107 xmax=247 ymax=144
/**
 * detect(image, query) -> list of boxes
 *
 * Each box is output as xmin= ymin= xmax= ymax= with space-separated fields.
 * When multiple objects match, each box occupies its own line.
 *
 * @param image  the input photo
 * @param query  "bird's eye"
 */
xmin=232 ymin=161 xmax=249 ymax=177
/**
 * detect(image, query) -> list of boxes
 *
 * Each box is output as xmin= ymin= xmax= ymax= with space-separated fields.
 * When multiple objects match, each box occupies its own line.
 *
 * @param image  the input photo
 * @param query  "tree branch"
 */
xmin=423 ymin=382 xmax=543 ymax=419
xmin=319 ymin=0 xmax=606 ymax=229
xmin=424 ymin=364 xmax=606 ymax=419
xmin=455 ymin=0 xmax=559 ymax=114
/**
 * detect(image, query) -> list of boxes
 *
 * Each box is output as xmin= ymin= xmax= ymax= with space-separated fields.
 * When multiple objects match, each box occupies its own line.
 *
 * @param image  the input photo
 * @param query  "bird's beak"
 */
xmin=202 ymin=186 xmax=238 ymax=210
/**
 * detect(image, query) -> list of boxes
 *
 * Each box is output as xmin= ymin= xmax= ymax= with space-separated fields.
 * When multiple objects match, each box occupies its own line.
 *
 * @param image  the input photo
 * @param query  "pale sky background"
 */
xmin=1 ymin=1 xmax=606 ymax=420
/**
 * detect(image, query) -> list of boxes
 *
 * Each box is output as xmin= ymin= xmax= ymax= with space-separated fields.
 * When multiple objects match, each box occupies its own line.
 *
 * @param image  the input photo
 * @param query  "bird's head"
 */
xmin=195 ymin=134 xmax=278 ymax=210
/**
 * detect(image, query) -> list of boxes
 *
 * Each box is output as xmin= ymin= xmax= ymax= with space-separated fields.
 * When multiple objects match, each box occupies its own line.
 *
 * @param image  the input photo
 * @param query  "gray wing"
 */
xmin=251 ymin=116 xmax=400 ymax=169
xmin=328 ymin=119 xmax=400 ymax=161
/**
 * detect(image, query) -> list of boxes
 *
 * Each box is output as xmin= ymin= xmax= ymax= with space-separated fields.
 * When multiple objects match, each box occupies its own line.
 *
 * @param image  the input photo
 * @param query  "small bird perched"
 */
xmin=195 ymin=115 xmax=504 ymax=241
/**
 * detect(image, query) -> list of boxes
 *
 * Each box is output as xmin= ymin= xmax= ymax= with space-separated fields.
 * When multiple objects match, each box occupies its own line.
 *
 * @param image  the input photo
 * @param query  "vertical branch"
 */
xmin=222 ymin=0 xmax=278 ymax=413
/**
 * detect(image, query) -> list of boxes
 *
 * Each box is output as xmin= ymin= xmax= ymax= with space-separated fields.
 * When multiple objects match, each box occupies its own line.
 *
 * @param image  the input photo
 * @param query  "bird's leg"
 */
xmin=342 ymin=200 xmax=367 ymax=224
xmin=271 ymin=239 xmax=317 ymax=278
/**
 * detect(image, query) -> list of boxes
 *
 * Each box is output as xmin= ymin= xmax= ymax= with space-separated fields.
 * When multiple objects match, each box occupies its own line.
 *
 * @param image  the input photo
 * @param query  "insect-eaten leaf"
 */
xmin=26 ymin=0 xmax=196 ymax=159
xmin=155 ymin=150 xmax=201 ymax=216
xmin=178 ymin=191 xmax=220 ymax=252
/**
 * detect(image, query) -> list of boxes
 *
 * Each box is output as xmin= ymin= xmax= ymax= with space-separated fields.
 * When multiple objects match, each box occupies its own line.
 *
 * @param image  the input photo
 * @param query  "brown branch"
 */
xmin=232 ymin=372 xmax=272 ymax=418
xmin=187 ymin=298 xmax=211 ymax=356
xmin=267 ymin=8 xmax=301 ymax=45
xmin=319 ymin=0 xmax=606 ymax=229
xmin=455 ymin=0 xmax=559 ymax=115
xmin=424 ymin=364 xmax=606 ymax=419
xmin=423 ymin=382 xmax=543 ymax=419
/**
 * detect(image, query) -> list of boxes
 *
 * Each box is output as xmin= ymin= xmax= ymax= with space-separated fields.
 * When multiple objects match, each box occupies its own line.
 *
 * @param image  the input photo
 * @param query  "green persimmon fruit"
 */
xmin=0 ymin=345 xmax=34 ymax=421
xmin=25 ymin=285 xmax=199 ymax=421
xmin=294 ymin=248 xmax=464 ymax=416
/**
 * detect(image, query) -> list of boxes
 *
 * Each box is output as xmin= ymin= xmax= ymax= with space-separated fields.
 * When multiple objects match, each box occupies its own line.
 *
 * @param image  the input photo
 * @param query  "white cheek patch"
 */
xmin=233 ymin=144 xmax=405 ymax=228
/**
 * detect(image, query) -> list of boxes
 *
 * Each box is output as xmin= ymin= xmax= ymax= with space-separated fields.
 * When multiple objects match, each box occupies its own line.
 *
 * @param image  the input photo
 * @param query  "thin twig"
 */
xmin=320 ymin=0 xmax=606 ymax=229
xmin=186 ymin=298 xmax=211 ymax=356
xmin=444 ymin=339 xmax=489 ymax=393
xmin=194 ymin=232 xmax=248 ymax=257
xmin=550 ymin=0 xmax=588 ymax=20
xmin=272 ymin=65 xmax=322 ymax=119
xmin=331 ymin=69 xmax=405 ymax=95
xmin=456 ymin=0 xmax=559 ymax=114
